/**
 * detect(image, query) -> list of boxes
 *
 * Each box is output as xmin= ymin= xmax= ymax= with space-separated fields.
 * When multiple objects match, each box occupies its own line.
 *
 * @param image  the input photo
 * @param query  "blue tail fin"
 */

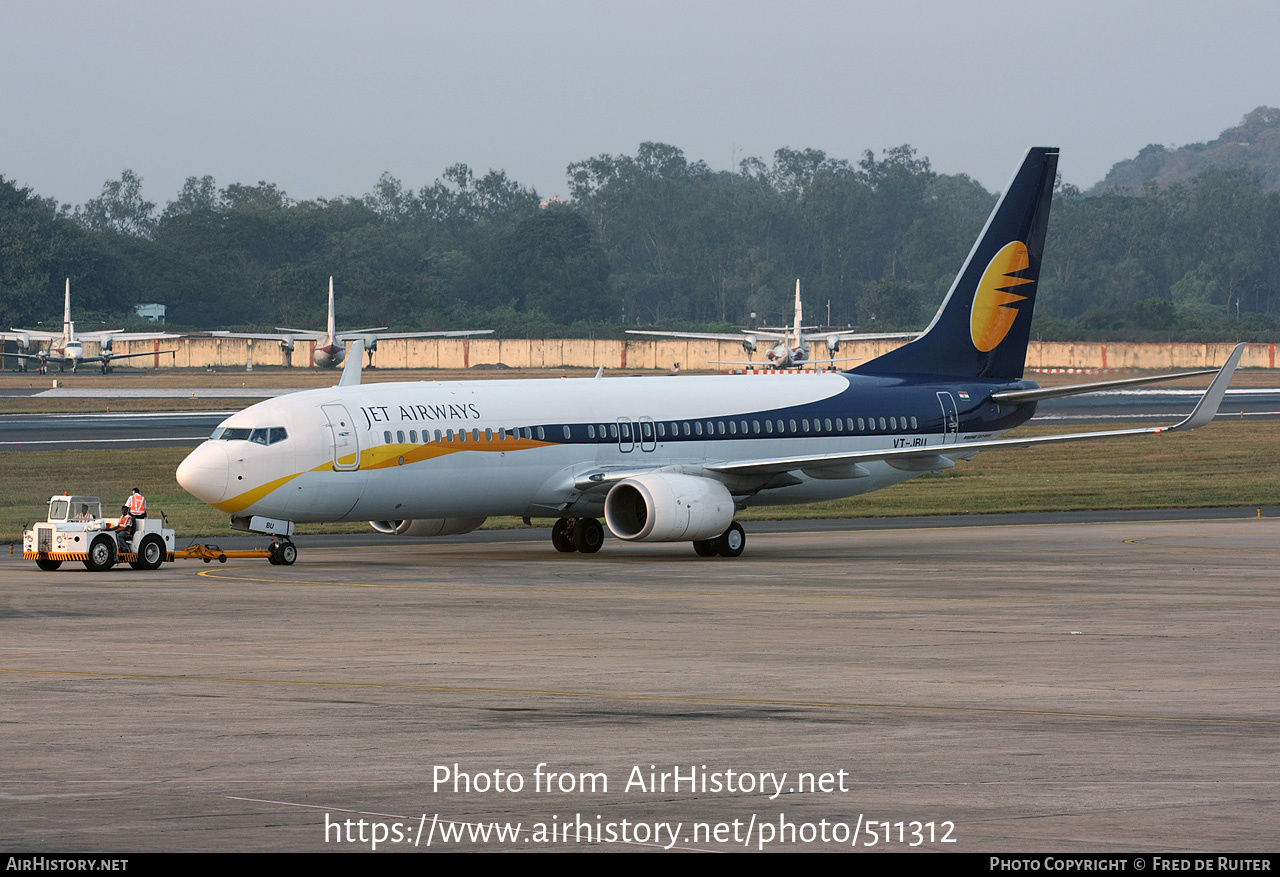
xmin=855 ymin=147 xmax=1058 ymax=379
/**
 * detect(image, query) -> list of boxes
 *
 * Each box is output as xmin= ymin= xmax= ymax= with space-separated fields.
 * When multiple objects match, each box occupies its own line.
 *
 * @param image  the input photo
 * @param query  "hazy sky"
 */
xmin=3 ymin=0 xmax=1278 ymax=208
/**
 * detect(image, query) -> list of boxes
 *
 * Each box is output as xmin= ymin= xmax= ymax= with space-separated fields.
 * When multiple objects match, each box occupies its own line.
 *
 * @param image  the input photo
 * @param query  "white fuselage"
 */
xmin=176 ymin=372 xmax=1006 ymax=524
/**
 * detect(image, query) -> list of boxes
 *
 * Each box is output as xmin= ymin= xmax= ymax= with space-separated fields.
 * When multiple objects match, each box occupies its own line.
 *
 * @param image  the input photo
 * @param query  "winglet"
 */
xmin=594 ymin=366 xmax=604 ymax=380
xmin=339 ymin=339 xmax=363 ymax=386
xmin=1165 ymin=343 xmax=1245 ymax=433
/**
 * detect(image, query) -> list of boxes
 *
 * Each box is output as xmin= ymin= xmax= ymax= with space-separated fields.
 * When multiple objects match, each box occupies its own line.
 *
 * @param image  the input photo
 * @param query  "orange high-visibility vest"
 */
xmin=127 ymin=493 xmax=147 ymax=516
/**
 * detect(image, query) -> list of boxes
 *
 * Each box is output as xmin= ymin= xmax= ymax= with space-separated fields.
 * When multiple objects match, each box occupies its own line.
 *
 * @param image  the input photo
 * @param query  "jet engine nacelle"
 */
xmin=603 ymin=473 xmax=734 ymax=542
xmin=369 ymin=517 xmax=487 ymax=537
xmin=825 ymin=334 xmax=841 ymax=354
xmin=279 ymin=334 xmax=295 ymax=354
xmin=12 ymin=332 xmax=32 ymax=352
xmin=99 ymin=333 xmax=115 ymax=352
xmin=741 ymin=334 xmax=758 ymax=353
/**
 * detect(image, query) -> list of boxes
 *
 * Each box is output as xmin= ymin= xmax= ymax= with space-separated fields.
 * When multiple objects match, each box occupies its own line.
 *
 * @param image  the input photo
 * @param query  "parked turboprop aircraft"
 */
xmin=177 ymin=148 xmax=1244 ymax=562
xmin=626 ymin=280 xmax=915 ymax=369
xmin=5 ymin=280 xmax=180 ymax=373
xmin=210 ymin=277 xmax=493 ymax=368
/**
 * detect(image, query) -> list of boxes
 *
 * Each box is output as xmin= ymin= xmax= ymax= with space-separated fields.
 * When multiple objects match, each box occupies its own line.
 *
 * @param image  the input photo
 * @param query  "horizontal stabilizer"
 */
xmin=991 ymin=368 xmax=1219 ymax=404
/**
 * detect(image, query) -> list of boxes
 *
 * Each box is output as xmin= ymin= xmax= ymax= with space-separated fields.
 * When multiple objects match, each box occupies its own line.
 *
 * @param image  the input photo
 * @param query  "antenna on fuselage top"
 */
xmin=339 ymin=340 xmax=363 ymax=386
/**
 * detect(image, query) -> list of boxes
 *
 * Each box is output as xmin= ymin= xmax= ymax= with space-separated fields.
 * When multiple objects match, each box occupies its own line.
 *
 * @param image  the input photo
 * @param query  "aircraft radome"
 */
xmin=176 ymin=148 xmax=1244 ymax=562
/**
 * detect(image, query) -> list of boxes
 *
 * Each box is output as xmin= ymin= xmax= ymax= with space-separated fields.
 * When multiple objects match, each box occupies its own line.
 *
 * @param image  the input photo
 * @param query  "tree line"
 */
xmin=2 ymin=142 xmax=1279 ymax=342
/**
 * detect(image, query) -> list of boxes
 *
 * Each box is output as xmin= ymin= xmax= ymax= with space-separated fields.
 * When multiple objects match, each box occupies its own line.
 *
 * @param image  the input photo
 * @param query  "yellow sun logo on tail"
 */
xmin=970 ymin=241 xmax=1034 ymax=352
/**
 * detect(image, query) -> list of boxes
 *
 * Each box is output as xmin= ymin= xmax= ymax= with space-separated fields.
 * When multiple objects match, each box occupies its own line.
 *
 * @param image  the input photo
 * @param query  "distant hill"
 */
xmin=1090 ymin=107 xmax=1280 ymax=193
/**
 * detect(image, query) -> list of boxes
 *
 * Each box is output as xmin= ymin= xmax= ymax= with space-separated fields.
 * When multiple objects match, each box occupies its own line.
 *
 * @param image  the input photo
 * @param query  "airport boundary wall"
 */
xmin=57 ymin=338 xmax=1280 ymax=371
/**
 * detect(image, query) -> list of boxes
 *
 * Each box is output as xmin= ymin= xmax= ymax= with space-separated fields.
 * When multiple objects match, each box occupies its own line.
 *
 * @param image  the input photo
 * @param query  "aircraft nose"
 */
xmin=176 ymin=442 xmax=230 ymax=504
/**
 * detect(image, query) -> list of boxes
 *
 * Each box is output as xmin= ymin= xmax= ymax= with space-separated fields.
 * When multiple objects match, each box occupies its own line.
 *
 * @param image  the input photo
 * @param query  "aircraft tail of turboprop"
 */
xmin=855 ymin=147 xmax=1059 ymax=380
xmin=326 ymin=276 xmax=337 ymax=344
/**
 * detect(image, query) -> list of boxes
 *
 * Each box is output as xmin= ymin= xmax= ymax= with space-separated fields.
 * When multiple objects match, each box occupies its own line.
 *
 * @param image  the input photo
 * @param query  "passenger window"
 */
xmin=879 ymin=417 xmax=886 ymax=430
xmin=789 ymin=419 xmax=797 ymax=433
xmin=563 ymin=426 xmax=571 ymax=439
xmin=728 ymin=421 xmax=737 ymax=435
xmin=889 ymin=418 xmax=897 ymax=430
xmin=911 ymin=416 xmax=918 ymax=429
xmin=435 ymin=430 xmax=443 ymax=442
xmin=588 ymin=425 xmax=596 ymax=438
xmin=765 ymin=420 xmax=773 ymax=434
xmin=485 ymin=428 xmax=493 ymax=441
xmin=857 ymin=418 xmax=865 ymax=431
xmin=536 ymin=427 xmax=545 ymax=440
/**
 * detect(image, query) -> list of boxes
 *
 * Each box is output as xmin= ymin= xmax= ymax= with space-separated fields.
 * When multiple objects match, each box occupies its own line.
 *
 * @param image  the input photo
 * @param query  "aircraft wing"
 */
xmin=822 ymin=330 xmax=918 ymax=342
xmin=336 ymin=329 xmax=494 ymax=340
xmin=211 ymin=331 xmax=326 ymax=341
xmin=705 ymin=344 xmax=1244 ymax=479
xmin=626 ymin=330 xmax=783 ymax=342
xmin=77 ymin=331 xmax=183 ymax=342
xmin=7 ymin=329 xmax=62 ymax=342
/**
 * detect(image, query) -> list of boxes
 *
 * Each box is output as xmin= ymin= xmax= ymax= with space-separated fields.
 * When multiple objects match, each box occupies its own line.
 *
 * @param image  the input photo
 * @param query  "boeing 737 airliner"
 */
xmin=176 ymin=148 xmax=1244 ymax=563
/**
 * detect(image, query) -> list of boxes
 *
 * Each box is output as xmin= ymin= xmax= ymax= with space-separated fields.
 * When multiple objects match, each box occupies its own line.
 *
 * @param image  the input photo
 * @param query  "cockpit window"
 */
xmin=210 ymin=426 xmax=288 ymax=444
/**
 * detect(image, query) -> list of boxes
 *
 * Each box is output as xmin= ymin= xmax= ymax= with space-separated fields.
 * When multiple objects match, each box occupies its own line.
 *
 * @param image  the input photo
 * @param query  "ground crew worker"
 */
xmin=109 ymin=506 xmax=134 ymax=546
xmin=126 ymin=489 xmax=146 ymax=541
xmin=127 ymin=488 xmax=147 ymax=521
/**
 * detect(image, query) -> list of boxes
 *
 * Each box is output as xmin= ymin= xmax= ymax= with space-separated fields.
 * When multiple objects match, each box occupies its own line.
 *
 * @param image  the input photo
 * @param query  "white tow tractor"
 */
xmin=23 ymin=494 xmax=176 ymax=572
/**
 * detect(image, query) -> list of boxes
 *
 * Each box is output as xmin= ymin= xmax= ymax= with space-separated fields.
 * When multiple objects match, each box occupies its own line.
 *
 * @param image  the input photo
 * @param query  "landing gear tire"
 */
xmin=692 ymin=539 xmax=718 ymax=557
xmin=573 ymin=517 xmax=604 ymax=553
xmin=83 ymin=536 xmax=116 ymax=572
xmin=137 ymin=535 xmax=165 ymax=570
xmin=551 ymin=518 xmax=577 ymax=553
xmin=36 ymin=558 xmax=62 ymax=571
xmin=713 ymin=522 xmax=745 ymax=558
xmin=276 ymin=541 xmax=297 ymax=565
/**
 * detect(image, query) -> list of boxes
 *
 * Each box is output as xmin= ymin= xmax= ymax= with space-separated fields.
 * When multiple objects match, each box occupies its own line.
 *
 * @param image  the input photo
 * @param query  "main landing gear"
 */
xmin=551 ymin=518 xmax=747 ymax=557
xmin=692 ymin=522 xmax=745 ymax=558
xmin=552 ymin=517 xmax=605 ymax=554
